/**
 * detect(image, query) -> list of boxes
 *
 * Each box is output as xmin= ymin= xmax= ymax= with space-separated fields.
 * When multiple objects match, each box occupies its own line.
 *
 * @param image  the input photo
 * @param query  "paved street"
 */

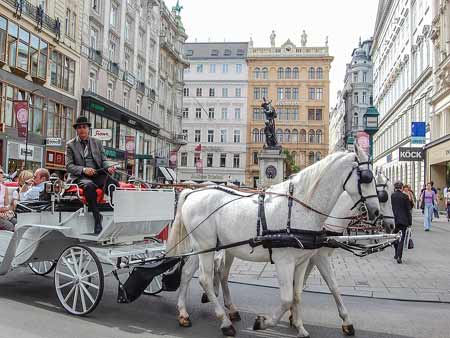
xmin=229 ymin=210 xmax=450 ymax=302
xmin=1 ymin=269 xmax=450 ymax=338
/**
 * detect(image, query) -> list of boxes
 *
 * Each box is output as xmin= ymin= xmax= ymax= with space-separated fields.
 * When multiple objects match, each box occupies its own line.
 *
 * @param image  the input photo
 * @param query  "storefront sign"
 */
xmin=45 ymin=137 xmax=62 ymax=146
xmin=169 ymin=150 xmax=177 ymax=168
xmin=105 ymin=147 xmax=125 ymax=160
xmin=156 ymin=158 xmax=167 ymax=167
xmin=91 ymin=128 xmax=112 ymax=141
xmin=19 ymin=144 xmax=34 ymax=159
xmin=89 ymin=102 xmax=105 ymax=112
xmin=411 ymin=122 xmax=426 ymax=144
xmin=399 ymin=147 xmax=424 ymax=161
xmin=125 ymin=136 xmax=135 ymax=159
xmin=14 ymin=100 xmax=28 ymax=138
xmin=46 ymin=150 xmax=65 ymax=168
xmin=356 ymin=131 xmax=370 ymax=155
xmin=135 ymin=154 xmax=152 ymax=160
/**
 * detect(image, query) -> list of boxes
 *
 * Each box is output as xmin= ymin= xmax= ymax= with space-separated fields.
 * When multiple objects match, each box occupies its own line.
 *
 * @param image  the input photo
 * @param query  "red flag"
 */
xmin=169 ymin=150 xmax=177 ymax=168
xmin=194 ymin=144 xmax=202 ymax=151
xmin=196 ymin=159 xmax=203 ymax=174
xmin=14 ymin=100 xmax=29 ymax=138
xmin=125 ymin=135 xmax=135 ymax=160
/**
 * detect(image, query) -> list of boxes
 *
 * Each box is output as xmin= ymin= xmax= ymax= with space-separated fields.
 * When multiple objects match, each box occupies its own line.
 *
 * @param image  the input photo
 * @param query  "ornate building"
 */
xmin=425 ymin=0 xmax=450 ymax=188
xmin=245 ymin=32 xmax=333 ymax=187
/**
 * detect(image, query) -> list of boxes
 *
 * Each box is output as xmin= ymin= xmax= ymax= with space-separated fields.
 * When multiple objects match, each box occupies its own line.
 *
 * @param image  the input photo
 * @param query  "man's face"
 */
xmin=76 ymin=124 xmax=89 ymax=140
xmin=33 ymin=171 xmax=44 ymax=185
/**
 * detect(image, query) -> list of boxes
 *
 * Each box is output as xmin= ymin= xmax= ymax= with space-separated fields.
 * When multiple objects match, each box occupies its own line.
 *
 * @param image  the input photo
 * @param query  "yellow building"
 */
xmin=245 ymin=35 xmax=333 ymax=186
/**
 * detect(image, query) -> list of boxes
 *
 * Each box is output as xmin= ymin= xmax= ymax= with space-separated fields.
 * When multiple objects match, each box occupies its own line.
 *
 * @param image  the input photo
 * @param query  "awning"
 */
xmin=159 ymin=167 xmax=174 ymax=182
xmin=166 ymin=168 xmax=177 ymax=182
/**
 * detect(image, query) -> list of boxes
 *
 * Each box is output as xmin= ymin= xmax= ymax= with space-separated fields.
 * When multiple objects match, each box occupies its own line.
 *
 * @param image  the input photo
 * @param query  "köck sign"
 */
xmin=399 ymin=147 xmax=424 ymax=161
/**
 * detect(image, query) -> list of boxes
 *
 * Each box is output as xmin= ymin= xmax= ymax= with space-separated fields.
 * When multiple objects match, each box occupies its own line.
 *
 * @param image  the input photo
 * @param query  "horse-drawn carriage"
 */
xmin=0 ymin=177 xmax=178 ymax=315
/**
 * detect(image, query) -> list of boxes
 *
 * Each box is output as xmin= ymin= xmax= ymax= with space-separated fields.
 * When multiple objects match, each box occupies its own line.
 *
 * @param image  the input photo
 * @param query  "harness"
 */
xmin=343 ymin=160 xmax=378 ymax=211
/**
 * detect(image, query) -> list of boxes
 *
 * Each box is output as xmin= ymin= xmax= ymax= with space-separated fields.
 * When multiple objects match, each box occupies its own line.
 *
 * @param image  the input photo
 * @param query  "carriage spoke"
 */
xmin=80 ymin=283 xmax=95 ymax=304
xmin=80 ymin=256 xmax=92 ymax=276
xmin=64 ymin=284 xmax=76 ymax=303
xmin=79 ymin=285 xmax=87 ymax=313
xmin=56 ymin=270 xmax=74 ymax=279
xmin=61 ymin=256 xmax=77 ymax=277
xmin=78 ymin=249 xmax=84 ymax=276
xmin=81 ymin=280 xmax=99 ymax=290
xmin=81 ymin=271 xmax=98 ymax=280
xmin=72 ymin=285 xmax=79 ymax=311
xmin=57 ymin=280 xmax=75 ymax=289
xmin=70 ymin=249 xmax=80 ymax=275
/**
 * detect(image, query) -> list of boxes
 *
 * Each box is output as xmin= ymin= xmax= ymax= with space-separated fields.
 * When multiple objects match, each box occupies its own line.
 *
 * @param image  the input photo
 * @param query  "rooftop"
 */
xmin=184 ymin=42 xmax=249 ymax=59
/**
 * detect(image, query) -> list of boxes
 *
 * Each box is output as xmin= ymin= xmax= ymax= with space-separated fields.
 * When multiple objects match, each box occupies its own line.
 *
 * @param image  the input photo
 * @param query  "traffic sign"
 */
xmin=46 ymin=137 xmax=62 ymax=146
xmin=411 ymin=122 xmax=426 ymax=144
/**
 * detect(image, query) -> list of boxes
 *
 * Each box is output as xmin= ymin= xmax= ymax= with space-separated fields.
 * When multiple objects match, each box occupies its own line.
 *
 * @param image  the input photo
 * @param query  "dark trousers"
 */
xmin=393 ymin=224 xmax=408 ymax=259
xmin=78 ymin=173 xmax=119 ymax=224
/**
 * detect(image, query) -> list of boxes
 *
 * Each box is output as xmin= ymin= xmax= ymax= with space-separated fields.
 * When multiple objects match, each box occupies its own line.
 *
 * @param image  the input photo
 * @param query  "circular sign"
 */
xmin=125 ymin=140 xmax=135 ymax=152
xmin=265 ymin=165 xmax=277 ymax=179
xmin=16 ymin=107 xmax=28 ymax=124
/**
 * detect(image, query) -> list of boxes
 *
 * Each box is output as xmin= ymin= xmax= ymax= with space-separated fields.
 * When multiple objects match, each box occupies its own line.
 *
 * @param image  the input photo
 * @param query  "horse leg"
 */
xmin=253 ymin=257 xmax=295 ymax=331
xmin=201 ymin=251 xmax=224 ymax=303
xmin=177 ymin=255 xmax=199 ymax=327
xmin=198 ymin=252 xmax=235 ymax=336
xmin=219 ymin=253 xmax=240 ymax=321
xmin=315 ymin=252 xmax=354 ymax=336
xmin=291 ymin=256 xmax=312 ymax=338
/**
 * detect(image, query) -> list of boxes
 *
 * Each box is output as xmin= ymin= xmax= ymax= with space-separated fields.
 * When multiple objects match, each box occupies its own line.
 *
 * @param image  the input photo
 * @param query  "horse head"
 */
xmin=375 ymin=170 xmax=395 ymax=233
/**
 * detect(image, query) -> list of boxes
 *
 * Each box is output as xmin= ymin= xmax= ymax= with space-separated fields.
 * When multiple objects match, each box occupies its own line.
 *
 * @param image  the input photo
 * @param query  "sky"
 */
xmin=166 ymin=0 xmax=379 ymax=108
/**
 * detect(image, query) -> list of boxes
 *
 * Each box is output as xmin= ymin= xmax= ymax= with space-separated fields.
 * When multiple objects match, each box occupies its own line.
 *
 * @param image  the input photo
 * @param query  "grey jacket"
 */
xmin=66 ymin=137 xmax=112 ymax=178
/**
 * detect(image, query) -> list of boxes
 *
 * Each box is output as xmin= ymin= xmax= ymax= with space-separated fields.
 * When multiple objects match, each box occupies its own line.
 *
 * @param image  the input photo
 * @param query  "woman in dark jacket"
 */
xmin=391 ymin=181 xmax=412 ymax=264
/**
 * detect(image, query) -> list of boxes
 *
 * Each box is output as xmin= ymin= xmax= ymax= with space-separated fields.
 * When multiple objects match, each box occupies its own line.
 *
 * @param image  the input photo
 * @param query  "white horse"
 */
xmin=168 ymin=147 xmax=380 ymax=337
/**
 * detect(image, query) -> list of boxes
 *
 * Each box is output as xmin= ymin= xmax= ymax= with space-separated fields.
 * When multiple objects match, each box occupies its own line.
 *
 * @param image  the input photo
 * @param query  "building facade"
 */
xmin=329 ymin=90 xmax=345 ymax=152
xmin=79 ymin=0 xmax=187 ymax=181
xmin=245 ymin=33 xmax=333 ymax=187
xmin=0 ymin=0 xmax=82 ymax=174
xmin=425 ymin=0 xmax=450 ymax=189
xmin=371 ymin=0 xmax=433 ymax=196
xmin=179 ymin=42 xmax=248 ymax=184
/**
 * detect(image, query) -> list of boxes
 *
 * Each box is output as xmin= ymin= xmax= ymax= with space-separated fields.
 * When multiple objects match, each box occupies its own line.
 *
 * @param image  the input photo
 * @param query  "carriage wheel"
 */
xmin=142 ymin=237 xmax=164 ymax=296
xmin=54 ymin=245 xmax=104 ymax=316
xmin=29 ymin=261 xmax=56 ymax=276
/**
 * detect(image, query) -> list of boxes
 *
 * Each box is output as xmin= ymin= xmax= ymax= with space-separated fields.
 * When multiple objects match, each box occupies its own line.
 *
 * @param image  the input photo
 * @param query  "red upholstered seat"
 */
xmin=65 ymin=185 xmax=105 ymax=204
xmin=118 ymin=182 xmax=136 ymax=190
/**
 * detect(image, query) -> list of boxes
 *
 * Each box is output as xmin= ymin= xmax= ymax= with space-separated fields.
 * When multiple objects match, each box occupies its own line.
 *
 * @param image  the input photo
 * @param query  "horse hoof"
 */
xmin=253 ymin=315 xmax=265 ymax=331
xmin=229 ymin=311 xmax=241 ymax=322
xmin=201 ymin=293 xmax=210 ymax=303
xmin=178 ymin=317 xmax=192 ymax=328
xmin=221 ymin=325 xmax=236 ymax=337
xmin=342 ymin=324 xmax=355 ymax=336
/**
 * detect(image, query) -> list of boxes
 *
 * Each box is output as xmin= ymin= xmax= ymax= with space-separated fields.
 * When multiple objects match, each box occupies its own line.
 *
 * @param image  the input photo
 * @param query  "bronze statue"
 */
xmin=261 ymin=97 xmax=279 ymax=148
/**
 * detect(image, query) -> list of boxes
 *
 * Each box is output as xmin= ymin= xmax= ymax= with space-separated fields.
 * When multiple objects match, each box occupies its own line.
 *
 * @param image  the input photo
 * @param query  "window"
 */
xmin=362 ymin=92 xmax=367 ymax=104
xmin=209 ymin=88 xmax=215 ymax=97
xmin=353 ymin=72 xmax=358 ymax=82
xmin=316 ymin=88 xmax=323 ymax=100
xmin=292 ymin=129 xmax=299 ymax=143
xmin=277 ymin=88 xmax=283 ymax=100
xmin=207 ymin=153 xmax=213 ymax=167
xmin=316 ymin=152 xmax=322 ymax=162
xmin=253 ymin=108 xmax=261 ymax=120
xmin=253 ymin=152 xmax=259 ymax=165
xmin=0 ymin=17 xmax=8 ymax=64
xmin=293 ymin=88 xmax=299 ymax=100
xmin=308 ymin=67 xmax=315 ymax=79
xmin=196 ymin=64 xmax=203 ymax=73
xmin=233 ymin=130 xmax=240 ymax=143
xmin=91 ymin=0 xmax=99 ymax=11
xmin=220 ymin=154 xmax=226 ymax=168
xmin=210 ymin=49 xmax=219 ymax=56
xmin=261 ymin=87 xmax=268 ymax=98
xmin=208 ymin=129 xmax=214 ymax=143
xmin=252 ymin=128 xmax=259 ymax=143
xmin=209 ymin=63 xmax=216 ymax=73
xmin=195 ymin=108 xmax=201 ymax=119
xmin=122 ymin=89 xmax=128 ymax=108
xmin=285 ymin=129 xmax=291 ymax=143
xmin=309 ymin=129 xmax=315 ymax=143
xmin=253 ymin=67 xmax=260 ymax=79
xmin=196 ymin=88 xmax=202 ymax=96
xmin=234 ymin=108 xmax=241 ymax=120
xmin=309 ymin=151 xmax=315 ymax=165
xmin=65 ymin=9 xmax=71 ymax=37
xmin=293 ymin=109 xmax=299 ymax=120
xmin=285 ymin=67 xmax=291 ymax=79
xmin=316 ymin=130 xmax=322 ymax=144
xmin=108 ymin=41 xmax=116 ymax=61
xmin=285 ymin=88 xmax=291 ymax=100
xmin=194 ymin=129 xmax=201 ymax=142
xmin=220 ymin=129 xmax=227 ymax=143
xmin=89 ymin=70 xmax=97 ymax=92
xmin=221 ymin=108 xmax=228 ymax=120
xmin=293 ymin=67 xmax=299 ymax=79
xmin=208 ymin=108 xmax=215 ymax=119
xmin=222 ymin=88 xmax=228 ymax=97
xmin=233 ymin=154 xmax=240 ymax=168
xmin=224 ymin=49 xmax=231 ymax=56
xmin=46 ymin=101 xmax=74 ymax=140
xmin=183 ymin=88 xmax=189 ymax=97
xmin=300 ymin=129 xmax=306 ymax=143
xmin=236 ymin=64 xmax=242 ymax=73
xmin=107 ymin=81 xmax=114 ymax=100
xmin=277 ymin=67 xmax=284 ymax=79
xmin=316 ymin=108 xmax=322 ymax=120
xmin=222 ymin=64 xmax=228 ymax=73
xmin=182 ymin=107 xmax=189 ymax=119
xmin=354 ymin=92 xmax=358 ymax=104
xmin=136 ymin=97 xmax=141 ymax=115
xmin=316 ymin=67 xmax=323 ymax=79
xmin=253 ymin=88 xmax=260 ymax=100
xmin=362 ymin=72 xmax=367 ymax=82
xmin=124 ymin=20 xmax=130 ymax=41
xmin=308 ymin=88 xmax=315 ymax=100
xmin=235 ymin=88 xmax=241 ymax=97
xmin=262 ymin=67 xmax=268 ymax=79
xmin=182 ymin=129 xmax=188 ymax=141
xmin=181 ymin=152 xmax=187 ymax=167
xmin=276 ymin=129 xmax=283 ymax=143
xmin=110 ymin=5 xmax=118 ymax=27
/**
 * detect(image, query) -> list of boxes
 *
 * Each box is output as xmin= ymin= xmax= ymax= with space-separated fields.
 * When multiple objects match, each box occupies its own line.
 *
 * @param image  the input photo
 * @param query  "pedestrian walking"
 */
xmin=403 ymin=184 xmax=415 ymax=209
xmin=391 ymin=181 xmax=412 ymax=264
xmin=420 ymin=183 xmax=438 ymax=231
xmin=445 ymin=187 xmax=450 ymax=222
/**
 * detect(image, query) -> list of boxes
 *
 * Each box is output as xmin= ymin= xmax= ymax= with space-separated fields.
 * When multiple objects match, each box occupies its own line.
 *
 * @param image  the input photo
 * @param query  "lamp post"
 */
xmin=346 ymin=135 xmax=355 ymax=152
xmin=363 ymin=106 xmax=380 ymax=160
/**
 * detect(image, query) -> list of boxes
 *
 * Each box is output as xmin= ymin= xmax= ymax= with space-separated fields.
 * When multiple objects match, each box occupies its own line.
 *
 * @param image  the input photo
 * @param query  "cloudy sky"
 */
xmin=167 ymin=0 xmax=379 ymax=108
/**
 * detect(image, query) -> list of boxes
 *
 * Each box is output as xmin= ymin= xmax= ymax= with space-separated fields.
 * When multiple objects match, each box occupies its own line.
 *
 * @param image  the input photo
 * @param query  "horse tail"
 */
xmin=167 ymin=189 xmax=192 ymax=256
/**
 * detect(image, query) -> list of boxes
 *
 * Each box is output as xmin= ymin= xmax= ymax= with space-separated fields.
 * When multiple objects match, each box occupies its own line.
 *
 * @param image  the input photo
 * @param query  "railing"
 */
xmin=88 ymin=48 xmax=102 ymax=65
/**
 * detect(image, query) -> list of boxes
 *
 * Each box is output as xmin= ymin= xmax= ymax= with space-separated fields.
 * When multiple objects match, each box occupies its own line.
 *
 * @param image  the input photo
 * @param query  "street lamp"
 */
xmin=363 ymin=106 xmax=380 ymax=160
xmin=346 ymin=135 xmax=355 ymax=152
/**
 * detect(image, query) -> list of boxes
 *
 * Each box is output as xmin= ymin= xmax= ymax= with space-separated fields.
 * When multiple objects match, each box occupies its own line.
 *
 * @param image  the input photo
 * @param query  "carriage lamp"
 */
xmin=363 ymin=106 xmax=380 ymax=159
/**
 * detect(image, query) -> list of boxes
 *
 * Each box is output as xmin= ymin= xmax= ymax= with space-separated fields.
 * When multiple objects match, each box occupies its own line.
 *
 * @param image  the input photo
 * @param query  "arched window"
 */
xmin=308 ymin=129 xmax=315 ymax=143
xmin=315 ymin=151 xmax=322 ymax=162
xmin=293 ymin=67 xmax=299 ymax=79
xmin=353 ymin=112 xmax=358 ymax=129
xmin=262 ymin=67 xmax=268 ymax=79
xmin=316 ymin=130 xmax=322 ymax=144
xmin=276 ymin=128 xmax=283 ymax=143
xmin=308 ymin=151 xmax=315 ymax=165
xmin=300 ymin=129 xmax=306 ymax=143
xmin=278 ymin=67 xmax=284 ymax=79
xmin=285 ymin=67 xmax=292 ymax=79
xmin=316 ymin=67 xmax=323 ymax=79
xmin=253 ymin=67 xmax=260 ymax=79
xmin=260 ymin=128 xmax=265 ymax=143
xmin=252 ymin=128 xmax=259 ymax=143
xmin=292 ymin=129 xmax=299 ymax=143
xmin=284 ymin=129 xmax=291 ymax=143
xmin=308 ymin=67 xmax=315 ymax=79
xmin=291 ymin=151 xmax=297 ymax=164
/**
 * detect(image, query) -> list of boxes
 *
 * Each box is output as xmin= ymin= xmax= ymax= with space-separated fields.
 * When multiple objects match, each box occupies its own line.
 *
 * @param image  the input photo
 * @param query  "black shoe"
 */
xmin=425 ymin=229 xmax=430 ymax=232
xmin=397 ymin=258 xmax=402 ymax=264
xmin=394 ymin=255 xmax=398 ymax=260
xmin=94 ymin=214 xmax=103 ymax=235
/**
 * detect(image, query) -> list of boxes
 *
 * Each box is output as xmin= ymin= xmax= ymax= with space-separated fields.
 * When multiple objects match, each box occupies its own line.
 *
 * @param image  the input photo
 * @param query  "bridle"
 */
xmin=375 ymin=175 xmax=395 ymax=221
xmin=343 ymin=158 xmax=379 ymax=211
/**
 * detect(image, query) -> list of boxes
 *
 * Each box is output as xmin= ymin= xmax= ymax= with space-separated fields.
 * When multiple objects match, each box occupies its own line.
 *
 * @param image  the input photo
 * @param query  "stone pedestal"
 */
xmin=258 ymin=147 xmax=286 ymax=188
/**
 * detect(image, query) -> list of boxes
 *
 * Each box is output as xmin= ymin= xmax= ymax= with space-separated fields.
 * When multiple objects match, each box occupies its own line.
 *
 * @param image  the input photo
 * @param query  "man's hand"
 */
xmin=107 ymin=166 xmax=116 ymax=175
xmin=84 ymin=167 xmax=96 ymax=176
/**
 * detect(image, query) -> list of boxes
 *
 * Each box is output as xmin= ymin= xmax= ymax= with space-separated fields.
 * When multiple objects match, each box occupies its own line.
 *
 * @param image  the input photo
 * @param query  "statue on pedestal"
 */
xmin=261 ymin=97 xmax=279 ymax=148
xmin=270 ymin=30 xmax=276 ymax=47
xmin=301 ymin=30 xmax=307 ymax=47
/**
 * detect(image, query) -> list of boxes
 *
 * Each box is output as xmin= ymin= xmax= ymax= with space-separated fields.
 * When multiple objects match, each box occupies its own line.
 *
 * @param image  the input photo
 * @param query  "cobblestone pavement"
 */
xmin=228 ymin=210 xmax=450 ymax=302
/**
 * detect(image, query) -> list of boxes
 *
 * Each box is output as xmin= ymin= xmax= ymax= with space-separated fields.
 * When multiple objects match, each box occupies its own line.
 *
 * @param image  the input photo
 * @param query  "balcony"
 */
xmin=123 ymin=71 xmax=136 ymax=86
xmin=147 ymin=88 xmax=156 ymax=101
xmin=107 ymin=61 xmax=119 ymax=76
xmin=88 ymin=48 xmax=103 ymax=65
xmin=172 ymin=132 xmax=187 ymax=146
xmin=137 ymin=81 xmax=145 ymax=94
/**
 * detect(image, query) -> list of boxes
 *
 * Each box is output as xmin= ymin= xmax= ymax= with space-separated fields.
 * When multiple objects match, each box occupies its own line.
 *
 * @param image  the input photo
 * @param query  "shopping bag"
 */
xmin=433 ymin=206 xmax=439 ymax=219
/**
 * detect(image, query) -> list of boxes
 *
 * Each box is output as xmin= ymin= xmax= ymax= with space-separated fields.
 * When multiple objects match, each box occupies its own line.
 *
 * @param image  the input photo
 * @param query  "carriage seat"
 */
xmin=65 ymin=182 xmax=138 ymax=204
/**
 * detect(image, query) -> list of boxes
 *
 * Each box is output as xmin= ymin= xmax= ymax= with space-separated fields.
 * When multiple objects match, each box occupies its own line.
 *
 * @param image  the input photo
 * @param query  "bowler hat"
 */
xmin=73 ymin=115 xmax=91 ymax=129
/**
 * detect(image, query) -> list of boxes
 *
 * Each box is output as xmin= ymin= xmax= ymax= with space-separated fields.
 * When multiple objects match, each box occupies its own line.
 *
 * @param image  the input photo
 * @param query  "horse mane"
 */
xmin=287 ymin=151 xmax=352 ymax=203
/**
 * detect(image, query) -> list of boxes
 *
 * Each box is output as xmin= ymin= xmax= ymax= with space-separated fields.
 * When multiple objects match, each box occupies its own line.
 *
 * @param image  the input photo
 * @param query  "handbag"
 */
xmin=408 ymin=238 xmax=414 ymax=249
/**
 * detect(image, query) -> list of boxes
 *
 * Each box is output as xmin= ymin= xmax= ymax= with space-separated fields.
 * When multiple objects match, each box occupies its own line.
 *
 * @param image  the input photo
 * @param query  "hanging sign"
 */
xmin=14 ymin=100 xmax=29 ymax=138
